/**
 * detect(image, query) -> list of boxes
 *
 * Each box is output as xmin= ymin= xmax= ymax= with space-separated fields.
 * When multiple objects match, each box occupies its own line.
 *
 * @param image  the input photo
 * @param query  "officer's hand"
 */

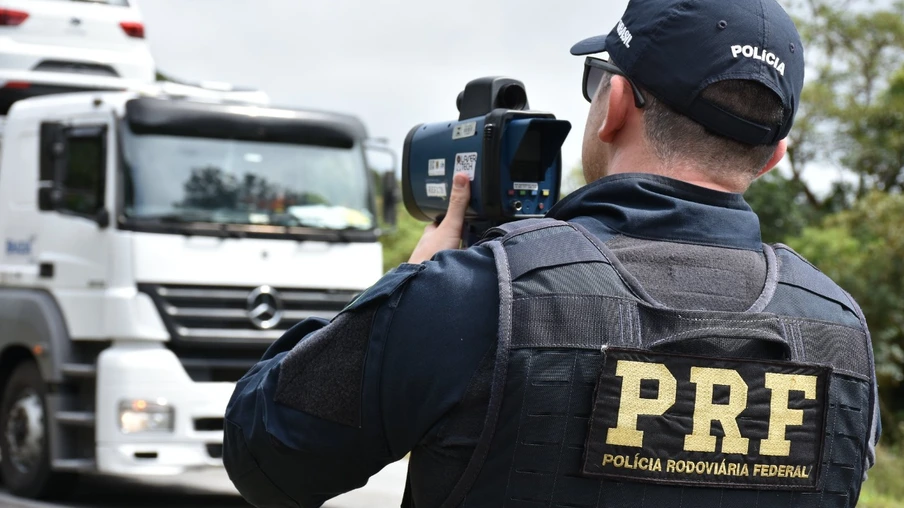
xmin=408 ymin=173 xmax=471 ymax=264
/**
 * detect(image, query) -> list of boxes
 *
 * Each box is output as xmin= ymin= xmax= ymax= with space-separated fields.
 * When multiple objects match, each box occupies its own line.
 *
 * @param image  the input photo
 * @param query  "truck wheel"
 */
xmin=0 ymin=361 xmax=77 ymax=499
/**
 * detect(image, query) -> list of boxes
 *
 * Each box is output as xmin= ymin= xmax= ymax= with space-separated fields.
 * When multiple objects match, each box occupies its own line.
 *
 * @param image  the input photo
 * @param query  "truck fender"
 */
xmin=0 ymin=288 xmax=72 ymax=385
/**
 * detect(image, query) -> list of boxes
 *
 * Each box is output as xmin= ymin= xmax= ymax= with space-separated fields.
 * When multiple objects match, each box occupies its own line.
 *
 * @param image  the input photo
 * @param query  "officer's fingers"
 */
xmin=408 ymin=222 xmax=447 ymax=264
xmin=406 ymin=176 xmax=470 ymax=264
xmin=437 ymin=173 xmax=470 ymax=234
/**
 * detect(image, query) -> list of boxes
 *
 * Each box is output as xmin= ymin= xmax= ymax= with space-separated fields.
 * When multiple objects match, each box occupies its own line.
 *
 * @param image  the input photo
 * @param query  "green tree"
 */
xmin=378 ymin=204 xmax=426 ymax=272
xmin=561 ymin=162 xmax=587 ymax=197
xmin=745 ymin=170 xmax=855 ymax=244
xmin=844 ymin=68 xmax=904 ymax=192
xmin=373 ymin=172 xmax=427 ymax=273
xmin=787 ymin=192 xmax=904 ymax=441
xmin=745 ymin=171 xmax=820 ymax=244
xmin=780 ymin=0 xmax=904 ymax=206
xmin=180 ymin=166 xmax=239 ymax=209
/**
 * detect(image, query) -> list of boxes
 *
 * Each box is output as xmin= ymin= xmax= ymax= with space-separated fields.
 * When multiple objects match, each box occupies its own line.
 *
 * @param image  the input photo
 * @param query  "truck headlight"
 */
xmin=119 ymin=399 xmax=174 ymax=434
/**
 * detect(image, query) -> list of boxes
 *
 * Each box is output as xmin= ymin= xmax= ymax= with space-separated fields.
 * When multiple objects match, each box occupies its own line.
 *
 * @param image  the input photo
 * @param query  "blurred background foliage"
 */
xmin=378 ymin=2 xmax=904 ymax=497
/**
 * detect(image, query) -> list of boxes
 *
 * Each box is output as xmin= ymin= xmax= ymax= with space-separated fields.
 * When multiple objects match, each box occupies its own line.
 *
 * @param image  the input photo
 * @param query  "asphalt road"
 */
xmin=0 ymin=460 xmax=407 ymax=508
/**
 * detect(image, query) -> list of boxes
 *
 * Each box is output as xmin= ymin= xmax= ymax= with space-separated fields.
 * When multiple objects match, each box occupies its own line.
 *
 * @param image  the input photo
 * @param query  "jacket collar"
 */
xmin=547 ymin=173 xmax=763 ymax=251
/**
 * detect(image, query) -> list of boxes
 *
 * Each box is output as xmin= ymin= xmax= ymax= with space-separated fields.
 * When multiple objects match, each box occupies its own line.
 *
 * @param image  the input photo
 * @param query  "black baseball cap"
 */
xmin=571 ymin=0 xmax=805 ymax=146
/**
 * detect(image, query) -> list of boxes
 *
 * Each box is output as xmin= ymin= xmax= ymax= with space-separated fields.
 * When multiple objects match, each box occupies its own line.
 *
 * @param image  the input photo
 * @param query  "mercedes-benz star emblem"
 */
xmin=246 ymin=286 xmax=283 ymax=330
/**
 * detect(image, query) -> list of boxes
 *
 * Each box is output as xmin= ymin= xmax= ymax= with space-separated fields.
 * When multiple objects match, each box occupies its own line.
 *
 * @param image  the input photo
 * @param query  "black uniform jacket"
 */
xmin=222 ymin=173 xmax=881 ymax=507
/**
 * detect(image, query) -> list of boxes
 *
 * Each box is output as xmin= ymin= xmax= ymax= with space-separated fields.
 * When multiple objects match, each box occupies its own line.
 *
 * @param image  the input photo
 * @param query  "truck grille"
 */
xmin=138 ymin=284 xmax=359 ymax=382
xmin=140 ymin=284 xmax=358 ymax=344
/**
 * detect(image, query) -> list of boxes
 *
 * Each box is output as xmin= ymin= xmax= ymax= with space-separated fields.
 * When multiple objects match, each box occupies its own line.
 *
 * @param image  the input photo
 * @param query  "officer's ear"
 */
xmin=755 ymin=138 xmax=788 ymax=179
xmin=598 ymin=75 xmax=635 ymax=144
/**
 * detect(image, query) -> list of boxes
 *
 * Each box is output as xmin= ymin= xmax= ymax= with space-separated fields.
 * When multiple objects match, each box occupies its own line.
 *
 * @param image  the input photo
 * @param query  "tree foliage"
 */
xmin=782 ymin=0 xmax=904 ymax=205
xmin=378 ymin=205 xmax=426 ymax=272
xmin=373 ymin=171 xmax=428 ymax=273
xmin=845 ymin=68 xmax=904 ymax=192
xmin=744 ymin=171 xmax=827 ymax=244
xmin=561 ymin=162 xmax=587 ymax=197
xmin=178 ymin=166 xmax=327 ymax=210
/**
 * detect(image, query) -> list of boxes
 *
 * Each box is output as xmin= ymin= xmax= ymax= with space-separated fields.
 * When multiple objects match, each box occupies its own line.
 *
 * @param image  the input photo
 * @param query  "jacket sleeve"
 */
xmin=222 ymin=263 xmax=426 ymax=508
xmin=222 ymin=244 xmax=500 ymax=508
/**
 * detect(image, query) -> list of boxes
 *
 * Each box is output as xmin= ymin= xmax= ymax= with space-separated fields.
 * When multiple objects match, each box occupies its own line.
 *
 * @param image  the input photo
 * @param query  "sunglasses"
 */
xmin=582 ymin=56 xmax=647 ymax=108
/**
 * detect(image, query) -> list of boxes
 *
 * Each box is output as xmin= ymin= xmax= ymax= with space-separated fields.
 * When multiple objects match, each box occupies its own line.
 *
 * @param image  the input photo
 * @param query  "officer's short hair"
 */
xmin=598 ymin=72 xmax=784 ymax=181
xmin=643 ymin=81 xmax=785 ymax=179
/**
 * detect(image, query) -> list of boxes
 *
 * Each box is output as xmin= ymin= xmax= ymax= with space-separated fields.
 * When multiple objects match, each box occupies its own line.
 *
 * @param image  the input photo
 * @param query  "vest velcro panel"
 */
xmin=512 ymin=296 xmax=631 ymax=349
xmin=798 ymin=321 xmax=871 ymax=380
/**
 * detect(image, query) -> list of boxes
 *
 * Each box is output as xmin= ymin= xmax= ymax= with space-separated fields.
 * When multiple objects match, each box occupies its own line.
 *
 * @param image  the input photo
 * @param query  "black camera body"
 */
xmin=401 ymin=77 xmax=571 ymax=239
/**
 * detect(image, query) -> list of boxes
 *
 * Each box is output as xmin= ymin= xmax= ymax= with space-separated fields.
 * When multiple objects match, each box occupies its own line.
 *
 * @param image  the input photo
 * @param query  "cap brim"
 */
xmin=570 ymin=35 xmax=608 ymax=56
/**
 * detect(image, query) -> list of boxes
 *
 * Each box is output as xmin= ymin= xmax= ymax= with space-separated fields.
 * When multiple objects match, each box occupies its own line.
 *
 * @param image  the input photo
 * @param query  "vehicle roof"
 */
xmin=3 ymin=90 xmax=370 ymax=142
xmin=126 ymin=96 xmax=369 ymax=145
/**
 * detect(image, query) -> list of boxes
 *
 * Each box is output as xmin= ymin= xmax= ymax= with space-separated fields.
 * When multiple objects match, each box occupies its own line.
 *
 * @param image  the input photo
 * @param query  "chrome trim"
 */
xmin=155 ymin=286 xmax=354 ymax=304
xmin=177 ymin=327 xmax=285 ymax=340
xmin=165 ymin=306 xmax=338 ymax=321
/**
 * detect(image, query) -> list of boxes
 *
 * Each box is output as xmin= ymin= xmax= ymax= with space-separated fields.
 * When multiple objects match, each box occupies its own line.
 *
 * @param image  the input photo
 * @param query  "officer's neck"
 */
xmin=603 ymin=149 xmax=749 ymax=194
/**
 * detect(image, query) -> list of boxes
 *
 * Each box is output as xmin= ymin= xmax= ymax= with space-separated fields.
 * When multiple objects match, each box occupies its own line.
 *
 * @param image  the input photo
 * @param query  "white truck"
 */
xmin=0 ymin=81 xmax=397 ymax=499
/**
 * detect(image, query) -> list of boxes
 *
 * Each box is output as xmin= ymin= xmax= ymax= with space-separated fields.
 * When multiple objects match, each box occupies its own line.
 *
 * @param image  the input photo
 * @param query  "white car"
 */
xmin=0 ymin=0 xmax=155 ymax=95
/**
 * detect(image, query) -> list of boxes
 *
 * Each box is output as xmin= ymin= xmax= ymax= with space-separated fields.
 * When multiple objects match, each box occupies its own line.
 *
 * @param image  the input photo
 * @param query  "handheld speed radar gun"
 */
xmin=401 ymin=77 xmax=572 ymax=241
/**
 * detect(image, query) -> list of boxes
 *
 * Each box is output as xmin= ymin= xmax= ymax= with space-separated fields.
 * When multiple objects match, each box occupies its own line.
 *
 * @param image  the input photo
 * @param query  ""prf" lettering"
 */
xmin=605 ymin=360 xmax=818 ymax=457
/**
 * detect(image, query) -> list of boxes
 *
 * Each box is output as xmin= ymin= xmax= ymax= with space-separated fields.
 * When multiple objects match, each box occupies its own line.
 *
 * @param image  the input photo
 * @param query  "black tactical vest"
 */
xmin=437 ymin=219 xmax=878 ymax=508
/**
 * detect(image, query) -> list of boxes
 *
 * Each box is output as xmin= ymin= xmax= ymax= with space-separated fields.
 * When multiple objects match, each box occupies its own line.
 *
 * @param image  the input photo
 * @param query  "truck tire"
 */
xmin=0 ymin=360 xmax=78 ymax=499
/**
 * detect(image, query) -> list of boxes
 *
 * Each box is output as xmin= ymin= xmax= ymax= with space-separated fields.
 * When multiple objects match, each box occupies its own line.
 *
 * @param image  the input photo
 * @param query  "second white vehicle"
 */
xmin=0 ymin=0 xmax=155 ymax=83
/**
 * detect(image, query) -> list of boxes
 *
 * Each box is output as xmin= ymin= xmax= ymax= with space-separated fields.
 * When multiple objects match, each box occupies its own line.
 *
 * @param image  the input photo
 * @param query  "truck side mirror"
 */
xmin=364 ymin=139 xmax=399 ymax=231
xmin=38 ymin=123 xmax=66 ymax=211
xmin=382 ymin=171 xmax=399 ymax=228
xmin=95 ymin=208 xmax=111 ymax=229
xmin=37 ymin=184 xmax=61 ymax=211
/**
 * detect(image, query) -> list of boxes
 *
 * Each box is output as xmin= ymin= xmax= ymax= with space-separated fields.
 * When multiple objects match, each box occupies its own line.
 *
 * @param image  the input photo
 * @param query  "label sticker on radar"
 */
xmin=454 ymin=152 xmax=478 ymax=181
xmin=452 ymin=121 xmax=478 ymax=140
xmin=582 ymin=348 xmax=830 ymax=491
xmin=513 ymin=182 xmax=539 ymax=191
xmin=428 ymin=159 xmax=446 ymax=176
xmin=426 ymin=182 xmax=447 ymax=198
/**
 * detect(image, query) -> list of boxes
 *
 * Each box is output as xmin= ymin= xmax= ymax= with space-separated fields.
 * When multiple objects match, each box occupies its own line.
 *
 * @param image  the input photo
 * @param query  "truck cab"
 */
xmin=0 ymin=87 xmax=396 ymax=498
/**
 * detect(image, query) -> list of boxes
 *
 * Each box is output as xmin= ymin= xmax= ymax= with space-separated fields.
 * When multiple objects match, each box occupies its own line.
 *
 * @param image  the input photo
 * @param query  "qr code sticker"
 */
xmin=454 ymin=152 xmax=478 ymax=181
xmin=428 ymin=159 xmax=446 ymax=176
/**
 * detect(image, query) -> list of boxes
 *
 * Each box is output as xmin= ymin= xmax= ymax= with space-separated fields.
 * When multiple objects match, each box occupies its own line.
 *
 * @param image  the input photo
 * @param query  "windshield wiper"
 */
xmin=129 ymin=212 xmax=369 ymax=241
xmin=131 ymin=211 xmax=216 ymax=224
xmin=219 ymin=223 xmax=247 ymax=239
xmin=128 ymin=212 xmax=241 ymax=238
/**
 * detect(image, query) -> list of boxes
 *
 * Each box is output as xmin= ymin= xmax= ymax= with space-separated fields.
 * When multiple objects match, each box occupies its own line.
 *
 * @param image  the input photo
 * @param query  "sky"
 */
xmin=135 ymin=0 xmax=848 ymax=194
xmin=136 ymin=0 xmax=607 ymax=176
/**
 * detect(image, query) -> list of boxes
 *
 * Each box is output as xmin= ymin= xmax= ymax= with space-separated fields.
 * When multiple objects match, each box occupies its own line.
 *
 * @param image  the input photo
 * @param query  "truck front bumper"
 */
xmin=95 ymin=342 xmax=237 ymax=476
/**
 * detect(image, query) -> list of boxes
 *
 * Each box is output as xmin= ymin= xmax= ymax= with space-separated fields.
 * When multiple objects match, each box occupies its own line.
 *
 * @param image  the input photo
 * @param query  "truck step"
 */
xmin=52 ymin=458 xmax=96 ymax=472
xmin=62 ymin=363 xmax=97 ymax=379
xmin=55 ymin=411 xmax=95 ymax=427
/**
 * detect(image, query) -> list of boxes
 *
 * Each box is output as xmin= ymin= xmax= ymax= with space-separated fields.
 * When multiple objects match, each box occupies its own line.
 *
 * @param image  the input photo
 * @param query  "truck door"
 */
xmin=36 ymin=114 xmax=113 ymax=338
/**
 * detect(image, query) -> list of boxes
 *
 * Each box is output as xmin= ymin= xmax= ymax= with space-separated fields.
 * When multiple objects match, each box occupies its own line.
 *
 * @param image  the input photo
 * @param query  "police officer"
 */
xmin=223 ymin=0 xmax=882 ymax=506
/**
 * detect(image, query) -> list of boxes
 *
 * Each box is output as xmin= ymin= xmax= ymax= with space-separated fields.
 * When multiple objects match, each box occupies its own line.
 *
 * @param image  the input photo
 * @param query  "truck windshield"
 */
xmin=119 ymin=126 xmax=375 ymax=232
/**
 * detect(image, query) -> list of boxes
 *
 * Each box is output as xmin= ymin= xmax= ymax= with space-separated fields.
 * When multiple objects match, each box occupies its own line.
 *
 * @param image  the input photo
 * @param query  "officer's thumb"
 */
xmin=439 ymin=173 xmax=471 ymax=234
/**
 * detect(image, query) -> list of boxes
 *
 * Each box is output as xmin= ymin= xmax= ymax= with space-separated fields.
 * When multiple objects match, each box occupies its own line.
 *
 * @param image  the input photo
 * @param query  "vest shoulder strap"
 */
xmin=769 ymin=243 xmax=862 ymax=324
xmin=478 ymin=217 xmax=569 ymax=242
xmin=478 ymin=219 xmax=612 ymax=281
